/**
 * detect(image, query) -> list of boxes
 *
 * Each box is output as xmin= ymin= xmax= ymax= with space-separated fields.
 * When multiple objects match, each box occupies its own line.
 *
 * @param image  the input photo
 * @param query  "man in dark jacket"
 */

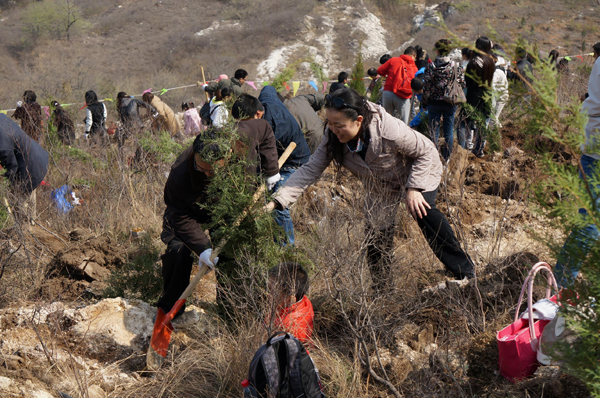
xmin=232 ymin=94 xmax=280 ymax=188
xmin=158 ymin=106 xmax=281 ymax=317
xmin=158 ymin=134 xmax=221 ymax=318
xmin=258 ymin=86 xmax=312 ymax=245
xmin=283 ymin=93 xmax=325 ymax=154
xmin=0 ymin=113 xmax=49 ymax=195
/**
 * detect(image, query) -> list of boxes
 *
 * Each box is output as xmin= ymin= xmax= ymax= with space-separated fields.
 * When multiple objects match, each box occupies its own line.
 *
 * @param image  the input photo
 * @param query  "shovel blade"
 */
xmin=146 ymin=307 xmax=173 ymax=369
xmin=146 ymin=300 xmax=186 ymax=369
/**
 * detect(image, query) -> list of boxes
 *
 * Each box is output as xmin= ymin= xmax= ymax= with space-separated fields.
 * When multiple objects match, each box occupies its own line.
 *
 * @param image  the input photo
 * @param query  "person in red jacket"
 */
xmin=268 ymin=262 xmax=314 ymax=344
xmin=377 ymin=47 xmax=418 ymax=124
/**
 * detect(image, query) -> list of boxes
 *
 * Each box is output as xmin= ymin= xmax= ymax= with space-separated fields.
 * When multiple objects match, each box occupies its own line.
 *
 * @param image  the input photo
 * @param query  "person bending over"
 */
xmin=266 ymin=88 xmax=475 ymax=292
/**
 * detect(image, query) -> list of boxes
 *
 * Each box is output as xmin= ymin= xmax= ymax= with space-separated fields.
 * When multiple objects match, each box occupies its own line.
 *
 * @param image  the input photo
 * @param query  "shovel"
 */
xmin=147 ymin=141 xmax=297 ymax=370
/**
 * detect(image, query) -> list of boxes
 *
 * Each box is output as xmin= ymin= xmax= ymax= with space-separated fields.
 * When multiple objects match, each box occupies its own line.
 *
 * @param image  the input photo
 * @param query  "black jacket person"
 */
xmin=0 ymin=114 xmax=49 ymax=194
xmin=158 ymin=124 xmax=279 ymax=315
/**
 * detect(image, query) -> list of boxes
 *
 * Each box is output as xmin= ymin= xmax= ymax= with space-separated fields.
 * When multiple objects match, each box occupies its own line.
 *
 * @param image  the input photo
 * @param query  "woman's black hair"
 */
xmin=142 ymin=92 xmax=154 ymax=103
xmin=435 ymin=39 xmax=451 ymax=56
xmin=85 ymin=90 xmax=99 ymax=105
xmin=475 ymin=36 xmax=492 ymax=54
xmin=593 ymin=42 xmax=600 ymax=56
xmin=472 ymin=37 xmax=496 ymax=87
xmin=324 ymin=88 xmax=375 ymax=168
xmin=549 ymin=49 xmax=559 ymax=63
xmin=220 ymin=86 xmax=232 ymax=98
xmin=268 ymin=262 xmax=310 ymax=302
xmin=461 ymin=47 xmax=473 ymax=59
xmin=117 ymin=92 xmax=128 ymax=109
xmin=379 ymin=54 xmax=392 ymax=65
xmin=23 ymin=90 xmax=37 ymax=103
xmin=181 ymin=102 xmax=190 ymax=111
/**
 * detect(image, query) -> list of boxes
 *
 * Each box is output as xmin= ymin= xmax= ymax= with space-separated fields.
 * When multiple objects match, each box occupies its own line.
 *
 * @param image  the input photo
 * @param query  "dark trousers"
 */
xmin=366 ymin=189 xmax=474 ymax=283
xmin=366 ymin=225 xmax=396 ymax=291
xmin=417 ymin=190 xmax=474 ymax=279
xmin=157 ymin=238 xmax=194 ymax=314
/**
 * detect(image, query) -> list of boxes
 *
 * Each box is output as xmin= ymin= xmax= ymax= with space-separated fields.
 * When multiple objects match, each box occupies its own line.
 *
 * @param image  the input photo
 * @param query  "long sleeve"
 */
xmin=384 ymin=115 xmax=440 ymax=191
xmin=377 ymin=59 xmax=392 ymax=77
xmin=583 ymin=58 xmax=600 ymax=118
xmin=85 ymin=109 xmax=93 ymax=132
xmin=102 ymin=103 xmax=107 ymax=123
xmin=274 ymin=135 xmax=332 ymax=208
xmin=259 ymin=123 xmax=280 ymax=177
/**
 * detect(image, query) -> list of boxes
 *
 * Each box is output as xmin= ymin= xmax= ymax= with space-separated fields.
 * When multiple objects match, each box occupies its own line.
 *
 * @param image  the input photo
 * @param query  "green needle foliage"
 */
xmin=196 ymin=119 xmax=304 ymax=289
xmin=440 ymin=22 xmax=600 ymax=392
xmin=349 ymin=47 xmax=366 ymax=96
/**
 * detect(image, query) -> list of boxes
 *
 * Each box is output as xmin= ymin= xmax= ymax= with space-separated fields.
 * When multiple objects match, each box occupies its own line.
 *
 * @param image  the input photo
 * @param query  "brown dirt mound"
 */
xmin=49 ymin=233 xmax=126 ymax=282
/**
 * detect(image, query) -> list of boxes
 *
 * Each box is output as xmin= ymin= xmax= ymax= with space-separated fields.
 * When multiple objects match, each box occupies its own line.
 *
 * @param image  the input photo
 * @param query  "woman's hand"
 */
xmin=406 ymin=188 xmax=431 ymax=219
xmin=263 ymin=201 xmax=276 ymax=212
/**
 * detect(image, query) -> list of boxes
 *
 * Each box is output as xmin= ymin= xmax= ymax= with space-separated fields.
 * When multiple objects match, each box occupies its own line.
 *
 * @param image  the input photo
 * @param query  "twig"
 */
xmin=32 ymin=219 xmax=68 ymax=246
xmin=358 ymin=339 xmax=403 ymax=398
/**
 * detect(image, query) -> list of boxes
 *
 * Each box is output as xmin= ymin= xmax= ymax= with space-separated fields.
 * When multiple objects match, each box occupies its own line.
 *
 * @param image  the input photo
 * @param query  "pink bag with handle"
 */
xmin=496 ymin=262 xmax=559 ymax=381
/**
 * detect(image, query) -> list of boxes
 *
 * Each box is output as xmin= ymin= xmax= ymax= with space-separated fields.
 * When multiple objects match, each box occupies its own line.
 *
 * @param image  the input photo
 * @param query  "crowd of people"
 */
xmin=0 ymin=37 xmax=599 ymax=358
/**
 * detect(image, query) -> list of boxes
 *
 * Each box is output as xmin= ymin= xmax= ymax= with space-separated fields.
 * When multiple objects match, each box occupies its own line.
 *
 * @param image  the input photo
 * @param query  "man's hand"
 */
xmin=265 ymin=173 xmax=281 ymax=191
xmin=406 ymin=188 xmax=431 ymax=219
xmin=199 ymin=248 xmax=218 ymax=270
xmin=263 ymin=201 xmax=276 ymax=213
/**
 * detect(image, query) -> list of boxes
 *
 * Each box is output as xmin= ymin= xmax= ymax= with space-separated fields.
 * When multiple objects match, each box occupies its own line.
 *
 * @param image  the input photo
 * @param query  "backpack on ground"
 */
xmin=247 ymin=332 xmax=325 ymax=398
xmin=200 ymin=102 xmax=221 ymax=126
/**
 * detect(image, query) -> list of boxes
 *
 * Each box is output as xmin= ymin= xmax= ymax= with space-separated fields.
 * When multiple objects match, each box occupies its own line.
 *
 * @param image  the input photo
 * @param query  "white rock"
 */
xmin=0 ymin=376 xmax=13 ymax=389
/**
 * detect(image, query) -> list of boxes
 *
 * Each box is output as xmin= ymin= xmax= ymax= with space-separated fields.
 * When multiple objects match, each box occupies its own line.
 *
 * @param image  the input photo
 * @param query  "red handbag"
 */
xmin=497 ymin=262 xmax=559 ymax=381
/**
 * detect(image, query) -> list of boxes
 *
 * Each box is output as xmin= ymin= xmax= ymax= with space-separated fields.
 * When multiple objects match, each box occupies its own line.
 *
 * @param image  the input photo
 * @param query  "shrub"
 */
xmin=21 ymin=0 xmax=85 ymax=43
xmin=103 ymin=233 xmax=163 ymax=303
xmin=138 ymin=131 xmax=184 ymax=164
xmin=348 ymin=48 xmax=366 ymax=96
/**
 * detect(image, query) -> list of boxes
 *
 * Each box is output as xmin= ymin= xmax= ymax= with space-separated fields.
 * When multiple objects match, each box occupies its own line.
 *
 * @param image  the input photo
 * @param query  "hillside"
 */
xmin=0 ymin=0 xmax=599 ymax=110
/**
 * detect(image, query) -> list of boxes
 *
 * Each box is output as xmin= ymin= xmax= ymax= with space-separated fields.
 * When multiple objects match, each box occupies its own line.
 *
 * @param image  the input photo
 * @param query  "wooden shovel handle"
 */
xmin=176 ymin=142 xmax=297 ymax=302
xmin=201 ymin=66 xmax=210 ymax=102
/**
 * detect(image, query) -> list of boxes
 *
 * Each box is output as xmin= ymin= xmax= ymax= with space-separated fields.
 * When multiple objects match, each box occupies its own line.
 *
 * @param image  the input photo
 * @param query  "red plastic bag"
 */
xmin=497 ymin=262 xmax=559 ymax=381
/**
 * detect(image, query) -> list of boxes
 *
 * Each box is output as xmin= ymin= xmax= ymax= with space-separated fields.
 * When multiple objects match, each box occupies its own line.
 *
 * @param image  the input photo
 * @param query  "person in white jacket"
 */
xmin=491 ymin=54 xmax=509 ymax=129
xmin=554 ymin=42 xmax=600 ymax=287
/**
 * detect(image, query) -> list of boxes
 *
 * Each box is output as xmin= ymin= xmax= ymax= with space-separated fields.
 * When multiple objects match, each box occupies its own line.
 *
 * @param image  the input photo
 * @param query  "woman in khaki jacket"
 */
xmin=142 ymin=92 xmax=181 ymax=136
xmin=267 ymin=88 xmax=474 ymax=290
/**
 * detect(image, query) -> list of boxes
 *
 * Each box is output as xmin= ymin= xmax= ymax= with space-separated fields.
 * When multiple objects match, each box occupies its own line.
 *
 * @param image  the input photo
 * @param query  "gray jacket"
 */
xmin=283 ymin=94 xmax=325 ymax=154
xmin=274 ymin=102 xmax=442 ymax=209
